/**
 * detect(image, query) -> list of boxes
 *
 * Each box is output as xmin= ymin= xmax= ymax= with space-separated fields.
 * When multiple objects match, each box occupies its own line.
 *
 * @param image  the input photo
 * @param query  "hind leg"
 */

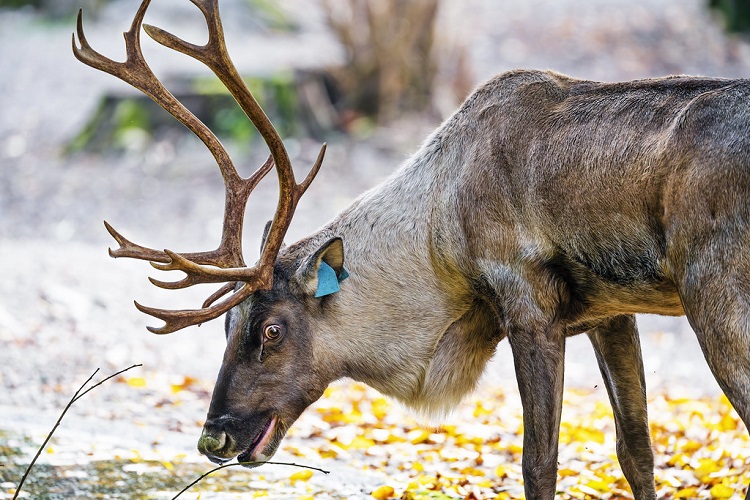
xmin=588 ymin=315 xmax=656 ymax=500
xmin=678 ymin=252 xmax=750 ymax=423
xmin=675 ymin=240 xmax=750 ymax=497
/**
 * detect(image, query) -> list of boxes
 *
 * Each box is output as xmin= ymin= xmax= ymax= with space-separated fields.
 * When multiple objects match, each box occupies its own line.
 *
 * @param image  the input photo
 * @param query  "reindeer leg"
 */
xmin=508 ymin=322 xmax=566 ymax=499
xmin=587 ymin=315 xmax=656 ymax=500
xmin=676 ymin=263 xmax=750 ymax=498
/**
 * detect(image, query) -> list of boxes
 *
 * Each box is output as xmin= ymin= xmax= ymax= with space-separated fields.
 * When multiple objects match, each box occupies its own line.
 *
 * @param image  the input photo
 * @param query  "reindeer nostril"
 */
xmin=198 ymin=428 xmax=228 ymax=455
xmin=215 ymin=431 xmax=227 ymax=449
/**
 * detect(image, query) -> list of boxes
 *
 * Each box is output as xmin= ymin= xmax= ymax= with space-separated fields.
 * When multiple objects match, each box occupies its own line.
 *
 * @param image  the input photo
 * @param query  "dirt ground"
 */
xmin=2 ymin=0 xmax=750 ymax=498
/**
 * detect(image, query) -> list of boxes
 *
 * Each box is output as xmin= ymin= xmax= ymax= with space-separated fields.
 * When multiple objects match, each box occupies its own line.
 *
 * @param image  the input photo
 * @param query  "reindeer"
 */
xmin=73 ymin=1 xmax=750 ymax=498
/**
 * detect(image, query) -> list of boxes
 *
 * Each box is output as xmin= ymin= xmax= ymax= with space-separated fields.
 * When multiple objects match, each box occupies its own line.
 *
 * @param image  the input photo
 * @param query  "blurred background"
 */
xmin=1 ymin=0 xmax=750 ymax=496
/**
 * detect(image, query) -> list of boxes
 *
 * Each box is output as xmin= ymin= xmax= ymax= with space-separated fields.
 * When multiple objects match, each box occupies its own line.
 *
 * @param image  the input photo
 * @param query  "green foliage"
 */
xmin=112 ymin=100 xmax=151 ymax=144
xmin=2 ymin=457 xmax=183 ymax=500
xmin=0 ymin=0 xmax=109 ymax=20
xmin=69 ymin=73 xmax=300 ymax=153
xmin=67 ymin=97 xmax=153 ymax=154
xmin=193 ymin=73 xmax=298 ymax=143
xmin=709 ymin=0 xmax=750 ymax=33
xmin=0 ymin=0 xmax=43 ymax=7
xmin=214 ymin=106 xmax=257 ymax=143
xmin=245 ymin=0 xmax=296 ymax=31
xmin=66 ymin=97 xmax=113 ymax=154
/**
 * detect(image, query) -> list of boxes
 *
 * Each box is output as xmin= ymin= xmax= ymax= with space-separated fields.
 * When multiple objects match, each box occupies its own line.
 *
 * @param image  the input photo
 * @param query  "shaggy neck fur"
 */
xmin=299 ymin=125 xmax=500 ymax=418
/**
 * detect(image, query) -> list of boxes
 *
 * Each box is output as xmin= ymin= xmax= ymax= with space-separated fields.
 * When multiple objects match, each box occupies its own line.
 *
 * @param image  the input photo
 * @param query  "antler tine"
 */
xmin=148 ymin=250 xmax=268 ymax=290
xmin=143 ymin=0 xmax=328 ymax=271
xmin=73 ymin=1 xmax=241 ymax=185
xmin=104 ymin=220 xmax=171 ymax=263
xmin=300 ymin=143 xmax=328 ymax=196
xmin=257 ymin=143 xmax=328 ymax=270
xmin=135 ymin=283 xmax=254 ymax=334
xmin=74 ymin=2 xmax=274 ymax=287
xmin=202 ymin=282 xmax=237 ymax=309
xmin=76 ymin=0 xmax=328 ymax=333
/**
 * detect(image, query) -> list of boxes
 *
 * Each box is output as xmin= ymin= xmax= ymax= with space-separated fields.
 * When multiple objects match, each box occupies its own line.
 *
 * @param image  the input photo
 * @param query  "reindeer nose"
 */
xmin=198 ymin=424 xmax=230 ymax=462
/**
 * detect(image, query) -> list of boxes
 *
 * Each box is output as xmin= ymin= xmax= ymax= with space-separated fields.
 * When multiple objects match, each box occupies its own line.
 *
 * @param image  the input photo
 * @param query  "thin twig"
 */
xmin=12 ymin=364 xmax=142 ymax=500
xmin=172 ymin=461 xmax=331 ymax=499
xmin=71 ymin=364 xmax=141 ymax=404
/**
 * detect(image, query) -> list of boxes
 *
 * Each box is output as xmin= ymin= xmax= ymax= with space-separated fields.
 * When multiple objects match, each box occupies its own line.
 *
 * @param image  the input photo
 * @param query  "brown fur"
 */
xmin=199 ymin=70 xmax=750 ymax=500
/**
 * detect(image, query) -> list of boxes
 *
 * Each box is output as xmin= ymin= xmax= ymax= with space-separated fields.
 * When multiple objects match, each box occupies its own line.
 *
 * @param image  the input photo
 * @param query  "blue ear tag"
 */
xmin=314 ymin=261 xmax=349 ymax=298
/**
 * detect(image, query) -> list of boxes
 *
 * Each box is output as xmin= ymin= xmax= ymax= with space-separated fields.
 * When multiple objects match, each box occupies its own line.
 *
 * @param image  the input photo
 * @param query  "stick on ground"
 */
xmin=172 ymin=461 xmax=330 ymax=499
xmin=12 ymin=364 xmax=142 ymax=500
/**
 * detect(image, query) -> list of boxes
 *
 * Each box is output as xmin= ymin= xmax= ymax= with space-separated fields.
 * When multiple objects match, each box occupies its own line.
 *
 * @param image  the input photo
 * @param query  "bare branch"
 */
xmin=12 ymin=364 xmax=142 ymax=500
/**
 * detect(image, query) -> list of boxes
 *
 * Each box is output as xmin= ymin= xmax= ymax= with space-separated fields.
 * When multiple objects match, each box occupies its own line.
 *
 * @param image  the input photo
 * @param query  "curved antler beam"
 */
xmin=74 ymin=0 xmax=327 ymax=333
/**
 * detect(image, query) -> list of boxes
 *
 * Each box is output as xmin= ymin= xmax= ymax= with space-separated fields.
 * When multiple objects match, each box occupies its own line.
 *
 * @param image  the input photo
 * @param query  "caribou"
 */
xmin=73 ymin=1 xmax=750 ymax=498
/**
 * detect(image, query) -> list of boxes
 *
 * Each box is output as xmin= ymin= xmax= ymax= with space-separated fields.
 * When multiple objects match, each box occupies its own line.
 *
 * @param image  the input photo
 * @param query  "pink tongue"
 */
xmin=249 ymin=416 xmax=277 ymax=460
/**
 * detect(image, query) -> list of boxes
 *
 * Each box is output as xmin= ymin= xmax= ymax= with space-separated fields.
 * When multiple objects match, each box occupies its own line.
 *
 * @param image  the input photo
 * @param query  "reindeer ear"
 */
xmin=297 ymin=237 xmax=348 ymax=297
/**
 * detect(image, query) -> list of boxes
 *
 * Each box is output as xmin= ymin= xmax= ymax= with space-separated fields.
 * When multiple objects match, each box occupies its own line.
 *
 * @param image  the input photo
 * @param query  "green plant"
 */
xmin=709 ymin=0 xmax=750 ymax=33
xmin=244 ymin=0 xmax=296 ymax=31
xmin=0 ymin=0 xmax=109 ymax=19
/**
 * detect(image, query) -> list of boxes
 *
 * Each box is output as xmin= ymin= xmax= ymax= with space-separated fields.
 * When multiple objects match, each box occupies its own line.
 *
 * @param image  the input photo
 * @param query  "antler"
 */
xmin=73 ymin=0 xmax=325 ymax=334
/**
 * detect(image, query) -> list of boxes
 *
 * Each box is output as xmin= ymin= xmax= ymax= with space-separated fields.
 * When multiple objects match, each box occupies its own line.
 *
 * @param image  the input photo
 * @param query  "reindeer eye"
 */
xmin=263 ymin=324 xmax=283 ymax=342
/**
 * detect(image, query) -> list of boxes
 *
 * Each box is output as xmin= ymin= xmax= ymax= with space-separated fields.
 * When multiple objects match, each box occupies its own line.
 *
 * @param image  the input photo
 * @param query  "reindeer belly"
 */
xmin=545 ymin=244 xmax=684 ymax=321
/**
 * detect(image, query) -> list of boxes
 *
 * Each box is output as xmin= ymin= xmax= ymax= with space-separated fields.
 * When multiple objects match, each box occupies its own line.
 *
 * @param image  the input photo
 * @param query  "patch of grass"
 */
xmin=0 ymin=437 xmax=271 ymax=500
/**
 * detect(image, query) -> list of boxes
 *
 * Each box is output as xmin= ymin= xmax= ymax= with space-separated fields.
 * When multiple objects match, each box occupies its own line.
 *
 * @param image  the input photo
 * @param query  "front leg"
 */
xmin=508 ymin=323 xmax=566 ymax=499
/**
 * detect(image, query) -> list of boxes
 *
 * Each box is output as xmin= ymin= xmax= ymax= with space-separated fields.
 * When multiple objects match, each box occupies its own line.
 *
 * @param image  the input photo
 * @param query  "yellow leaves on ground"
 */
xmin=694 ymin=457 xmax=723 ymax=481
xmin=170 ymin=375 xmax=198 ymax=394
xmin=473 ymin=401 xmax=494 ymax=418
xmin=674 ymin=486 xmax=700 ymax=498
xmin=560 ymin=422 xmax=606 ymax=445
xmin=408 ymin=429 xmax=432 ymax=445
xmin=494 ymin=464 xmax=511 ymax=479
xmin=371 ymin=397 xmax=390 ymax=421
xmin=710 ymin=483 xmax=736 ymax=498
xmin=289 ymin=470 xmax=313 ymax=484
xmin=280 ymin=380 xmax=750 ymax=499
xmin=95 ymin=378 xmax=743 ymax=499
xmin=124 ymin=376 xmax=146 ymax=388
xmin=370 ymin=485 xmax=396 ymax=499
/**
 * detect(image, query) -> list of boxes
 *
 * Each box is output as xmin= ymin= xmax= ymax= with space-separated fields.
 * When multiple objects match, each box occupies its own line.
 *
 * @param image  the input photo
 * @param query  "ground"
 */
xmin=1 ymin=0 xmax=750 ymax=498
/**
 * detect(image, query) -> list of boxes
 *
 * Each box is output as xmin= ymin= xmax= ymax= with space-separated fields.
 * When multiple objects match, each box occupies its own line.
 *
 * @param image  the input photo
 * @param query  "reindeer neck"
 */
xmin=306 ymin=134 xmax=480 ymax=411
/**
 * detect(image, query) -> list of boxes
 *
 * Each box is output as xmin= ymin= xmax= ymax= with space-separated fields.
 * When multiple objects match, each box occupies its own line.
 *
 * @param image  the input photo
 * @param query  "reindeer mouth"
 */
xmin=237 ymin=416 xmax=278 ymax=465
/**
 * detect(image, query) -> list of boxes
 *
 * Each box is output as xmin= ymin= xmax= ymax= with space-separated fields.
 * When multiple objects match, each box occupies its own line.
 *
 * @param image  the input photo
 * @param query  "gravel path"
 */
xmin=1 ymin=0 xmax=749 ymax=497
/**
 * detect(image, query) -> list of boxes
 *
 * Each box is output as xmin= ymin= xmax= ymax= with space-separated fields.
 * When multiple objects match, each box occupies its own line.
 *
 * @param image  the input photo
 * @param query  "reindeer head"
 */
xmin=198 ymin=236 xmax=347 ymax=464
xmin=73 ymin=0 xmax=335 ymax=465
